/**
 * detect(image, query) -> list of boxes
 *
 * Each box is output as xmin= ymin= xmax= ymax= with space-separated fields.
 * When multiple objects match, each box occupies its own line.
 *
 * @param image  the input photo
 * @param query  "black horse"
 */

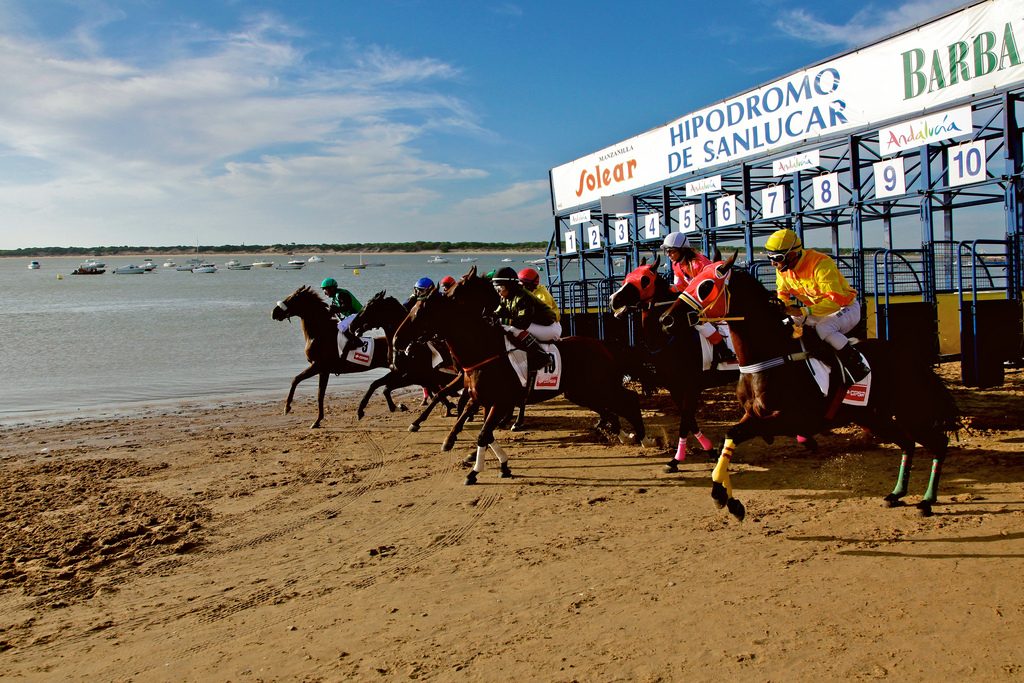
xmin=664 ymin=254 xmax=961 ymax=519
xmin=347 ymin=291 xmax=461 ymax=420
xmin=271 ymin=286 xmax=392 ymax=428
xmin=609 ymin=256 xmax=739 ymax=471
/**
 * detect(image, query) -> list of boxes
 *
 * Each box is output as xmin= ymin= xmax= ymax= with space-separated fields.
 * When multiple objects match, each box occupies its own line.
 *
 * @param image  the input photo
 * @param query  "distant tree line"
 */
xmin=1 ymin=241 xmax=548 ymax=257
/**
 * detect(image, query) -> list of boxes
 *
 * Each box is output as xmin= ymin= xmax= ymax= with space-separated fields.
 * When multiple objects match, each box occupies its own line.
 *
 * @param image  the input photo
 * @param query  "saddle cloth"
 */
xmin=503 ymin=338 xmax=562 ymax=391
xmin=698 ymin=329 xmax=738 ymax=372
xmin=427 ymin=340 xmax=460 ymax=376
xmin=805 ymin=356 xmax=872 ymax=407
xmin=338 ymin=336 xmax=375 ymax=367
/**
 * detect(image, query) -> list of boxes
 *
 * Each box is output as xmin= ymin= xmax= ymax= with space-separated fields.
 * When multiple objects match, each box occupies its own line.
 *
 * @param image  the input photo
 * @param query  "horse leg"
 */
xmin=285 ymin=364 xmax=320 ymax=416
xmin=466 ymin=405 xmax=511 ymax=484
xmin=357 ymin=374 xmax=393 ymax=420
xmin=443 ymin=397 xmax=476 ymax=452
xmin=510 ymin=397 xmax=527 ymax=431
xmin=613 ymin=386 xmax=645 ymax=445
xmin=664 ymin=385 xmax=702 ymax=472
xmin=410 ymin=374 xmax=463 ymax=432
xmin=711 ymin=416 xmax=763 ymax=522
xmin=311 ymin=371 xmax=330 ymax=429
xmin=917 ymin=451 xmax=945 ymax=517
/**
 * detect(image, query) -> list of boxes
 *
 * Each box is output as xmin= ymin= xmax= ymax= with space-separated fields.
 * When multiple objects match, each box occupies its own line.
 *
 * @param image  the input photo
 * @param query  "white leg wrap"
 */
xmin=474 ymin=445 xmax=487 ymax=473
xmin=489 ymin=442 xmax=508 ymax=464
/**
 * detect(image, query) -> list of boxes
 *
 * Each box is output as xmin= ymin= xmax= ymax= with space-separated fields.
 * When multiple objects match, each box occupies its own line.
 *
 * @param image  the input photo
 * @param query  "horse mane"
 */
xmin=288 ymin=285 xmax=332 ymax=316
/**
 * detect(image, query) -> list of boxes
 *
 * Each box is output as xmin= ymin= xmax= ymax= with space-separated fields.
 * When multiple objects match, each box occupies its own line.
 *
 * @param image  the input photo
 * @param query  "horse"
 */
xmin=392 ymin=276 xmax=646 ymax=485
xmin=662 ymin=253 xmax=961 ymax=519
xmin=271 ymin=286 xmax=391 ymax=429
xmin=609 ymin=256 xmax=739 ymax=471
xmin=347 ymin=291 xmax=463 ymax=420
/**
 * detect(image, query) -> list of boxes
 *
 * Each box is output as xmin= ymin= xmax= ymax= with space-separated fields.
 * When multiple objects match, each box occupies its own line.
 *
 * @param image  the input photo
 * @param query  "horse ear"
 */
xmin=651 ymin=254 xmax=660 ymax=270
xmin=467 ymin=265 xmax=477 ymax=278
xmin=713 ymin=247 xmax=722 ymax=261
xmin=718 ymin=251 xmax=738 ymax=275
xmin=640 ymin=256 xmax=647 ymax=266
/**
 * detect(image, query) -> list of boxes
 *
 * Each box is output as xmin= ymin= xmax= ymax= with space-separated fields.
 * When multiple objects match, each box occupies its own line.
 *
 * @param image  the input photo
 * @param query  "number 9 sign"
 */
xmin=873 ymin=158 xmax=906 ymax=199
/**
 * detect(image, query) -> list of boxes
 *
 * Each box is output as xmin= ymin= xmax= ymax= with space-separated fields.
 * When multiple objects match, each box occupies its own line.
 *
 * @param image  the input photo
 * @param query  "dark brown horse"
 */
xmin=271 ymin=286 xmax=391 ymax=428
xmin=663 ymin=254 xmax=961 ymax=519
xmin=393 ymin=277 xmax=645 ymax=485
xmin=609 ymin=256 xmax=738 ymax=471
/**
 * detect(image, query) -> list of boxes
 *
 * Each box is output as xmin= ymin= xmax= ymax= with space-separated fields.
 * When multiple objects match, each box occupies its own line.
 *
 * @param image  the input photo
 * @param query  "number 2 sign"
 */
xmin=586 ymin=223 xmax=603 ymax=250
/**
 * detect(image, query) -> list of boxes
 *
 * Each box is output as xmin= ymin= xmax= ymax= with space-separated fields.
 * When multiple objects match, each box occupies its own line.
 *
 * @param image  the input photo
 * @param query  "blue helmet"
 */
xmin=415 ymin=277 xmax=434 ymax=291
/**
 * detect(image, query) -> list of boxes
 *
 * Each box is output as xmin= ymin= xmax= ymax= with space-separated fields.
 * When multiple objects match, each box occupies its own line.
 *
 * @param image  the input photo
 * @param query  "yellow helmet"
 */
xmin=765 ymin=229 xmax=802 ymax=253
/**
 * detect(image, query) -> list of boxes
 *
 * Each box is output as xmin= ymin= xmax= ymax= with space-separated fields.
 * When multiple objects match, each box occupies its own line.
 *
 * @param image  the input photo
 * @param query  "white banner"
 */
xmin=878 ymin=106 xmax=973 ymax=156
xmin=569 ymin=209 xmax=592 ymax=225
xmin=773 ymin=150 xmax=820 ymax=176
xmin=551 ymin=0 xmax=1024 ymax=213
xmin=686 ymin=175 xmax=722 ymax=196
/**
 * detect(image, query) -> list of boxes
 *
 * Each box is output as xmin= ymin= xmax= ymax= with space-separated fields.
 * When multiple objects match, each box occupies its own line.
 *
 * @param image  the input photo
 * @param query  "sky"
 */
xmin=0 ymin=0 xmax=970 ymax=249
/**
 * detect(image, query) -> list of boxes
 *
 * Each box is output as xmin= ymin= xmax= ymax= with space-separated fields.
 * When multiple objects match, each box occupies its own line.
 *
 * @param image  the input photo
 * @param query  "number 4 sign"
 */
xmin=948 ymin=140 xmax=987 ymax=187
xmin=644 ymin=212 xmax=661 ymax=239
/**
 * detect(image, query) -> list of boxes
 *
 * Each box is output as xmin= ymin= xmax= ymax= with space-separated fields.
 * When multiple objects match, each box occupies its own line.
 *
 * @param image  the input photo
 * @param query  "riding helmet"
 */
xmin=491 ymin=267 xmax=519 ymax=284
xmin=320 ymin=277 xmax=338 ymax=289
xmin=662 ymin=232 xmax=690 ymax=250
xmin=765 ymin=229 xmax=802 ymax=253
xmin=440 ymin=275 xmax=457 ymax=289
xmin=415 ymin=276 xmax=434 ymax=290
xmin=517 ymin=268 xmax=540 ymax=287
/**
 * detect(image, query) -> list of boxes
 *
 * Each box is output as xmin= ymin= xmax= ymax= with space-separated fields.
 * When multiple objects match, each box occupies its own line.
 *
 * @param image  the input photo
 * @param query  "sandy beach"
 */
xmin=2 ymin=363 xmax=1023 ymax=681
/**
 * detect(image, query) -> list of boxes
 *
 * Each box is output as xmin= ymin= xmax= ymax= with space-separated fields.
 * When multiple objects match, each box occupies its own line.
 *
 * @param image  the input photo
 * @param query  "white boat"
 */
xmin=192 ymin=263 xmax=217 ymax=273
xmin=307 ymin=255 xmax=324 ymax=263
xmin=224 ymin=259 xmax=241 ymax=267
xmin=525 ymin=258 xmax=546 ymax=265
xmin=342 ymin=254 xmax=385 ymax=268
xmin=27 ymin=260 xmax=40 ymax=269
xmin=426 ymin=256 xmax=449 ymax=264
xmin=176 ymin=257 xmax=202 ymax=271
xmin=162 ymin=261 xmax=176 ymax=268
xmin=83 ymin=260 xmax=106 ymax=269
xmin=227 ymin=263 xmax=252 ymax=270
xmin=460 ymin=257 xmax=478 ymax=263
xmin=500 ymin=257 xmax=514 ymax=263
xmin=112 ymin=264 xmax=146 ymax=274
xmin=71 ymin=263 xmax=105 ymax=275
xmin=141 ymin=258 xmax=157 ymax=272
xmin=251 ymin=260 xmax=274 ymax=268
xmin=275 ymin=260 xmax=306 ymax=270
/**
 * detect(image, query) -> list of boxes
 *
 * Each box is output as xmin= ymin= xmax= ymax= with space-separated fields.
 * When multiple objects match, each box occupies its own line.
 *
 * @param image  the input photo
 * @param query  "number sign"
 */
xmin=716 ymin=195 xmax=737 ymax=226
xmin=644 ymin=212 xmax=661 ymax=239
xmin=873 ymin=158 xmax=906 ymax=199
xmin=586 ymin=223 xmax=603 ymax=250
xmin=761 ymin=186 xmax=785 ymax=219
xmin=813 ymin=172 xmax=840 ymax=209
xmin=614 ymin=218 xmax=630 ymax=245
xmin=676 ymin=204 xmax=697 ymax=233
xmin=948 ymin=140 xmax=987 ymax=187
xmin=564 ymin=230 xmax=577 ymax=254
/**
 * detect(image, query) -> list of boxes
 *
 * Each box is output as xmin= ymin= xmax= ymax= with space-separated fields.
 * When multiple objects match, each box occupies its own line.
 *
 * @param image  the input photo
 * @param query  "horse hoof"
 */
xmin=499 ymin=463 xmax=512 ymax=479
xmin=464 ymin=471 xmax=478 ymax=486
xmin=442 ymin=440 xmax=455 ymax=452
xmin=727 ymin=498 xmax=746 ymax=522
xmin=711 ymin=482 xmax=729 ymax=508
xmin=408 ymin=423 xmax=420 ymax=433
xmin=883 ymin=494 xmax=906 ymax=508
xmin=462 ymin=453 xmax=476 ymax=467
xmin=356 ymin=411 xmax=364 ymax=420
xmin=702 ymin=449 xmax=717 ymax=464
xmin=641 ymin=437 xmax=659 ymax=449
xmin=664 ymin=460 xmax=681 ymax=473
xmin=618 ymin=431 xmax=637 ymax=446
xmin=917 ymin=501 xmax=934 ymax=517
xmin=310 ymin=423 xmax=321 ymax=430
xmin=398 ymin=403 xmax=409 ymax=412
xmin=800 ymin=437 xmax=819 ymax=453
xmin=510 ymin=423 xmax=524 ymax=432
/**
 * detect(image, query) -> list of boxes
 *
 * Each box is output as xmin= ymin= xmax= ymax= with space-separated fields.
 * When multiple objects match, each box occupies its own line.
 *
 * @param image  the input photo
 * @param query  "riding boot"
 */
xmin=512 ymin=332 xmax=551 ymax=372
xmin=339 ymin=330 xmax=358 ymax=358
xmin=837 ymin=343 xmax=870 ymax=383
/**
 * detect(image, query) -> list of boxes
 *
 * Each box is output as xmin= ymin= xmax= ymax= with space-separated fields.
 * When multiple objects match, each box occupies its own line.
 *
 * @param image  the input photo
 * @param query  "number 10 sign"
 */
xmin=948 ymin=140 xmax=986 ymax=187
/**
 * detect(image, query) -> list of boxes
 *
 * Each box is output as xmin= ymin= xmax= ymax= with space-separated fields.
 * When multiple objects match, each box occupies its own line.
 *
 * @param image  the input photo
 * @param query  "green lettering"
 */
xmin=1000 ymin=21 xmax=1021 ymax=70
xmin=948 ymin=41 xmax=970 ymax=84
xmin=902 ymin=48 xmax=926 ymax=99
xmin=929 ymin=49 xmax=947 ymax=92
xmin=974 ymin=31 xmax=997 ymax=77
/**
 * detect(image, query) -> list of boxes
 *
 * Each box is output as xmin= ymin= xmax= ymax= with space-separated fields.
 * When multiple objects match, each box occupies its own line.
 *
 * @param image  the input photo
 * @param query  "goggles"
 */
xmin=766 ymin=250 xmax=791 ymax=264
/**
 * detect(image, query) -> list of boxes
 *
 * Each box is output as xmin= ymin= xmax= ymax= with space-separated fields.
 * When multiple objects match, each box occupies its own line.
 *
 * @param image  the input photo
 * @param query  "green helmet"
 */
xmin=320 ymin=277 xmax=338 ymax=289
xmin=484 ymin=270 xmax=496 ymax=279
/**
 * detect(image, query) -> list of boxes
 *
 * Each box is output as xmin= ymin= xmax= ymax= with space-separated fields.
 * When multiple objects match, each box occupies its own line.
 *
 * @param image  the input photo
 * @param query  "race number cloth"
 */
xmin=698 ymin=328 xmax=738 ymax=372
xmin=503 ymin=338 xmax=562 ymax=391
xmin=339 ymin=336 xmax=375 ymax=367
xmin=805 ymin=357 xmax=872 ymax=407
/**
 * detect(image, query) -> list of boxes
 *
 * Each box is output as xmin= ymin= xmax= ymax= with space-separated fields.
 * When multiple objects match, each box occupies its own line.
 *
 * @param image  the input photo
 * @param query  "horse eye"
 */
xmin=640 ymin=276 xmax=650 ymax=288
xmin=696 ymin=279 xmax=715 ymax=301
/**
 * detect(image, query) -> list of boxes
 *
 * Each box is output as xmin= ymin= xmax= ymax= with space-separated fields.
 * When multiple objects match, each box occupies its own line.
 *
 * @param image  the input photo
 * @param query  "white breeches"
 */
xmin=338 ymin=314 xmax=355 ymax=335
xmin=804 ymin=300 xmax=861 ymax=350
xmin=523 ymin=322 xmax=562 ymax=342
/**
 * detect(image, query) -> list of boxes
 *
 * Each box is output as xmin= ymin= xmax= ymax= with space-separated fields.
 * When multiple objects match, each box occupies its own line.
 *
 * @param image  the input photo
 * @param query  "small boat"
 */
xmin=525 ymin=258 xmax=546 ymax=265
xmin=112 ymin=264 xmax=146 ymax=274
xmin=251 ymin=260 xmax=274 ymax=268
xmin=71 ymin=264 xmax=105 ymax=275
xmin=83 ymin=260 xmax=106 ymax=269
xmin=224 ymin=259 xmax=241 ymax=267
xmin=162 ymin=261 xmax=176 ymax=268
xmin=500 ymin=257 xmax=514 ymax=263
xmin=342 ymin=254 xmax=385 ymax=268
xmin=307 ymin=255 xmax=324 ymax=263
xmin=227 ymin=263 xmax=252 ymax=270
xmin=460 ymin=257 xmax=478 ymax=263
xmin=275 ymin=260 xmax=306 ymax=270
xmin=176 ymin=258 xmax=202 ymax=271
xmin=192 ymin=263 xmax=217 ymax=273
xmin=28 ymin=260 xmax=40 ymax=269
xmin=141 ymin=258 xmax=157 ymax=272
xmin=426 ymin=256 xmax=449 ymax=264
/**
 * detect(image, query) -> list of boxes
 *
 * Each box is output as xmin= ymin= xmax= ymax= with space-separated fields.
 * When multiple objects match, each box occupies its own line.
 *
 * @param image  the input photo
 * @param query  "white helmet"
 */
xmin=662 ymin=232 xmax=690 ymax=249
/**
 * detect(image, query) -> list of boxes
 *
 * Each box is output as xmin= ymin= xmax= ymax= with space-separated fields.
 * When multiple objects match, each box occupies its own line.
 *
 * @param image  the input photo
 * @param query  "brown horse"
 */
xmin=393 ymin=277 xmax=645 ymax=485
xmin=663 ymin=254 xmax=961 ymax=519
xmin=271 ymin=286 xmax=391 ymax=428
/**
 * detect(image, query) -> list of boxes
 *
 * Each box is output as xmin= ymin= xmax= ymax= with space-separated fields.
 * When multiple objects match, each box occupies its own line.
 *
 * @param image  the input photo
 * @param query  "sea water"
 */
xmin=0 ymin=253 xmax=538 ymax=425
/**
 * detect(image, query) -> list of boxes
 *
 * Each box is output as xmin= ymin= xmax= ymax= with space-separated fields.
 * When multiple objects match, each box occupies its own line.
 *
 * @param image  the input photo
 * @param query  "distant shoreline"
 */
xmin=1 ymin=242 xmax=547 ymax=258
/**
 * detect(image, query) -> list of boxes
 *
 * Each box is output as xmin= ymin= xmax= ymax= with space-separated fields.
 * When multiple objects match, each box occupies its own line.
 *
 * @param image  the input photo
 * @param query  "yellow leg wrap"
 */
xmin=712 ymin=438 xmax=735 ymax=498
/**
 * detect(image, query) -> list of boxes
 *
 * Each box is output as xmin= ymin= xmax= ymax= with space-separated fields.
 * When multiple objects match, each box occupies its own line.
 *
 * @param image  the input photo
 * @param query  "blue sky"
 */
xmin=0 ymin=0 xmax=967 ymax=249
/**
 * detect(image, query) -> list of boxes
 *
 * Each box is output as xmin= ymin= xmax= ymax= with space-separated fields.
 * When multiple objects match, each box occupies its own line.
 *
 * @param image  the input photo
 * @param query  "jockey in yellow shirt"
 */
xmin=765 ymin=228 xmax=870 ymax=382
xmin=517 ymin=267 xmax=559 ymax=322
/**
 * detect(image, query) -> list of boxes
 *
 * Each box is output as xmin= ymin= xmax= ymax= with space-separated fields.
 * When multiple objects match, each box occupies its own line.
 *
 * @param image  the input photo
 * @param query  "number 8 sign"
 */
xmin=813 ymin=172 xmax=840 ymax=209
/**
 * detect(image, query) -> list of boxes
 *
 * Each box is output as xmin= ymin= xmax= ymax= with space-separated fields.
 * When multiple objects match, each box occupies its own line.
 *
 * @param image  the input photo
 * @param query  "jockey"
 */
xmin=765 ymin=228 xmax=870 ymax=382
xmin=439 ymin=275 xmax=457 ymax=295
xmin=517 ymin=267 xmax=559 ymax=321
xmin=492 ymin=267 xmax=560 ymax=371
xmin=322 ymin=277 xmax=362 ymax=351
xmin=404 ymin=277 xmax=436 ymax=310
xmin=663 ymin=232 xmax=734 ymax=365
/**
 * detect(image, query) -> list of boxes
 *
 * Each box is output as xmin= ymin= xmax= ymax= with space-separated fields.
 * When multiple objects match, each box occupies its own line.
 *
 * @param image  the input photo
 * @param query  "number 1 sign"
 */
xmin=564 ymin=229 xmax=578 ymax=254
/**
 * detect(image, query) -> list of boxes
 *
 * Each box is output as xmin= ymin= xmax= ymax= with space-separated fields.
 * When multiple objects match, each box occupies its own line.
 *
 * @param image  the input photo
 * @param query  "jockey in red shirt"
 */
xmin=663 ymin=232 xmax=733 ymax=365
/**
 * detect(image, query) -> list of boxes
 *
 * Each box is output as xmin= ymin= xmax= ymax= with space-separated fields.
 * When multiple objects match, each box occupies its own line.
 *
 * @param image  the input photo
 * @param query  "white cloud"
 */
xmin=775 ymin=1 xmax=968 ymax=48
xmin=0 ymin=10 xmax=544 ymax=248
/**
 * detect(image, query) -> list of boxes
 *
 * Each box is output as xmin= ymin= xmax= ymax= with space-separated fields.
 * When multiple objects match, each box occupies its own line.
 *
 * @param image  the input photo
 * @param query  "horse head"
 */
xmin=610 ymin=256 xmax=662 ymax=317
xmin=392 ymin=288 xmax=441 ymax=362
xmin=350 ymin=290 xmax=404 ymax=337
xmin=657 ymin=252 xmax=737 ymax=335
xmin=450 ymin=267 xmax=499 ymax=315
xmin=272 ymin=285 xmax=328 ymax=322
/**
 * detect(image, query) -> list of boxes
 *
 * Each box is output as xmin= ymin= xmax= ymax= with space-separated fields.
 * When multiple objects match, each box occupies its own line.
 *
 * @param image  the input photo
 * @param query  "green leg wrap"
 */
xmin=922 ymin=458 xmax=943 ymax=504
xmin=890 ymin=452 xmax=911 ymax=498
